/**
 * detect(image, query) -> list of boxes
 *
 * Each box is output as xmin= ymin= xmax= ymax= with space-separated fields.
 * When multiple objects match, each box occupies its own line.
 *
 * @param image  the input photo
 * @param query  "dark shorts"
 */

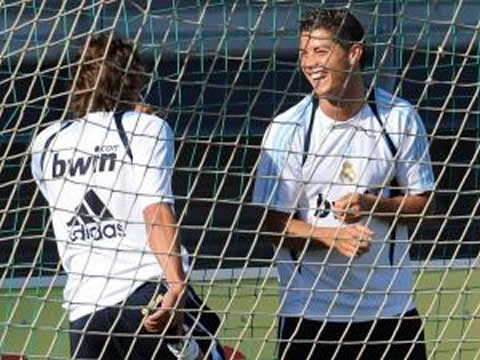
xmin=278 ymin=309 xmax=427 ymax=360
xmin=70 ymin=281 xmax=225 ymax=360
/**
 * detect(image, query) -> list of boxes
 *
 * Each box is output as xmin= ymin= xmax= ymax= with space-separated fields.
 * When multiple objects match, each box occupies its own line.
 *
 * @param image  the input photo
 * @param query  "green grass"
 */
xmin=0 ymin=268 xmax=479 ymax=359
xmin=414 ymin=268 xmax=480 ymax=360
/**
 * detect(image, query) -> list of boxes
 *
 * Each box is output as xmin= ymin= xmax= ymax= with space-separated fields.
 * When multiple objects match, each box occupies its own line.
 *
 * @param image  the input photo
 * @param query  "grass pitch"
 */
xmin=0 ymin=268 xmax=479 ymax=359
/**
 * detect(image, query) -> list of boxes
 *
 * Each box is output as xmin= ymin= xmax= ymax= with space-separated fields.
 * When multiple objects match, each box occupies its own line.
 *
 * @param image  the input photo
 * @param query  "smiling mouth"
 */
xmin=310 ymin=73 xmax=327 ymax=85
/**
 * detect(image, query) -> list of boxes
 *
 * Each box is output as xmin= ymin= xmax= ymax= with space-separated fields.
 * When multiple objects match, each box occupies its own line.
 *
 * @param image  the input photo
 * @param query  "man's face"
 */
xmin=300 ymin=28 xmax=359 ymax=99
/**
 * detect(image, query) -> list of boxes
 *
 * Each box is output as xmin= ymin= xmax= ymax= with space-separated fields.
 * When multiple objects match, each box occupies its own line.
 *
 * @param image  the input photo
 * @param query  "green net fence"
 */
xmin=0 ymin=1 xmax=479 ymax=359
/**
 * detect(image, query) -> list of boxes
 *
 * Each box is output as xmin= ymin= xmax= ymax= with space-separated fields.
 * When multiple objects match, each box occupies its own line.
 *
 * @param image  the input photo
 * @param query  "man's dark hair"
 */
xmin=300 ymin=8 xmax=365 ymax=67
xmin=71 ymin=35 xmax=146 ymax=117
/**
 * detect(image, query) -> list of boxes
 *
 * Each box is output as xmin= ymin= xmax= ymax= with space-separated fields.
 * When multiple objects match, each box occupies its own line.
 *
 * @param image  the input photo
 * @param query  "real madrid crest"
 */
xmin=340 ymin=160 xmax=356 ymax=184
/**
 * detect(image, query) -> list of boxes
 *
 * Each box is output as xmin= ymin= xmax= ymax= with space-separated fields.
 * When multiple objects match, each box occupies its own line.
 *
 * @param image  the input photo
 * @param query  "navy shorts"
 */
xmin=278 ymin=308 xmax=427 ymax=360
xmin=70 ymin=281 xmax=225 ymax=360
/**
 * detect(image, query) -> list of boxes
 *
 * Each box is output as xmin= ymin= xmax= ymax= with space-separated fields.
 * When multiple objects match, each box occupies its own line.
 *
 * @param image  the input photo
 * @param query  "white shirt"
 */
xmin=31 ymin=111 xmax=188 ymax=321
xmin=253 ymin=88 xmax=435 ymax=321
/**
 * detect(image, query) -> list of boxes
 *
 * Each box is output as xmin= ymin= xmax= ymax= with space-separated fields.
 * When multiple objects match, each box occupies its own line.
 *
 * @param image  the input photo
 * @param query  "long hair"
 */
xmin=70 ymin=36 xmax=147 ymax=117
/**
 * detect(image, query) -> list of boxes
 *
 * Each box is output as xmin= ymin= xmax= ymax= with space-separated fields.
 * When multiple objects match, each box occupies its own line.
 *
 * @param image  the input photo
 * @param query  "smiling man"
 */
xmin=253 ymin=8 xmax=435 ymax=360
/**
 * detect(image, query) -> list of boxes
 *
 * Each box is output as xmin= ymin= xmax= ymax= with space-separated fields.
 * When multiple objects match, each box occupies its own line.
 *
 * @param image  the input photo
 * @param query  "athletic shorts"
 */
xmin=70 ymin=281 xmax=225 ymax=360
xmin=278 ymin=309 xmax=427 ymax=360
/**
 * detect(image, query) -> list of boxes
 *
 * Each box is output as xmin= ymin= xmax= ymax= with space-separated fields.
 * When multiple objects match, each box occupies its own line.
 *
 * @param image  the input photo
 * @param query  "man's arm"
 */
xmin=143 ymin=202 xmax=186 ymax=333
xmin=332 ymin=191 xmax=435 ymax=224
xmin=263 ymin=210 xmax=373 ymax=257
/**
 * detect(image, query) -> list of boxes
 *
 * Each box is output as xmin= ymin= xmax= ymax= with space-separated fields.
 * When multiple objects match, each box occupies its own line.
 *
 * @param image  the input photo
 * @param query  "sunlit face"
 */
xmin=300 ymin=28 xmax=361 ymax=99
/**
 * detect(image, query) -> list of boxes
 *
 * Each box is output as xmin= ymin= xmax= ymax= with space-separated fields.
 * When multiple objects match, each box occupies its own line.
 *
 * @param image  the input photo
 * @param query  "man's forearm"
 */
xmin=264 ymin=212 xmax=328 ymax=251
xmin=364 ymin=192 xmax=435 ymax=223
xmin=263 ymin=210 xmax=372 ymax=257
xmin=144 ymin=203 xmax=185 ymax=290
xmin=264 ymin=211 xmax=366 ymax=251
xmin=148 ymin=225 xmax=185 ymax=288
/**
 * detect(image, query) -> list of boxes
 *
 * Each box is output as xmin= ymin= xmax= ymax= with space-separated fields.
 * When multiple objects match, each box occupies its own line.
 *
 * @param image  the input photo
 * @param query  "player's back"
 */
xmin=31 ymin=111 xmax=177 ymax=320
xmin=32 ymin=110 xmax=174 ymax=244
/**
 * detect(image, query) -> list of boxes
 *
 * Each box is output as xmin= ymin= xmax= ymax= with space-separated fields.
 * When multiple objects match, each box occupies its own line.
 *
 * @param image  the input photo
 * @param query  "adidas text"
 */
xmin=69 ymin=221 xmax=126 ymax=242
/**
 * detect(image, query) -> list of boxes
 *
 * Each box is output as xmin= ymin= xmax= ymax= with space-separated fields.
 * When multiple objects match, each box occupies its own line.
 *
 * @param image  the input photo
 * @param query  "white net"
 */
xmin=0 ymin=1 xmax=479 ymax=359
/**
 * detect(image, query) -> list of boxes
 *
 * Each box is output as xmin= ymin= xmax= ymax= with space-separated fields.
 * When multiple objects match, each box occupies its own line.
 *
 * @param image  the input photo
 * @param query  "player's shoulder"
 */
xmin=32 ymin=120 xmax=75 ymax=153
xmin=374 ymin=87 xmax=421 ymax=132
xmin=375 ymin=88 xmax=417 ymax=117
xmin=122 ymin=111 xmax=173 ymax=139
xmin=263 ymin=95 xmax=312 ymax=146
xmin=274 ymin=95 xmax=313 ymax=125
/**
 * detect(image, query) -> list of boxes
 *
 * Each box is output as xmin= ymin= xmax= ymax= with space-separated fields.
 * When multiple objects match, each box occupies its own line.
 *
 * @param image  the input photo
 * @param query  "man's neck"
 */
xmin=318 ymin=79 xmax=365 ymax=122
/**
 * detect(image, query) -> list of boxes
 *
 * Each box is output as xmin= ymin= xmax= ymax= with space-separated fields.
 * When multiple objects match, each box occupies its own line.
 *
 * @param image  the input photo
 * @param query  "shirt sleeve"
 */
xmin=252 ymin=124 xmax=303 ymax=213
xmin=395 ymin=108 xmax=435 ymax=194
xmin=30 ymin=127 xmax=55 ymax=200
xmin=31 ymin=139 xmax=47 ymax=197
xmin=132 ymin=118 xmax=175 ymax=210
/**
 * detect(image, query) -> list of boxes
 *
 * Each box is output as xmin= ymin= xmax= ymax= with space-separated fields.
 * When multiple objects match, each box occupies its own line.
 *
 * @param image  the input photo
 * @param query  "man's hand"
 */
xmin=332 ymin=192 xmax=373 ymax=224
xmin=144 ymin=285 xmax=186 ymax=333
xmin=324 ymin=224 xmax=374 ymax=257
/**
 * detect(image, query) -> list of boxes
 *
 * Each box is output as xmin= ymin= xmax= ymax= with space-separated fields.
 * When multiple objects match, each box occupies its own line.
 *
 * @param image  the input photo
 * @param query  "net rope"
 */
xmin=0 ymin=1 xmax=479 ymax=359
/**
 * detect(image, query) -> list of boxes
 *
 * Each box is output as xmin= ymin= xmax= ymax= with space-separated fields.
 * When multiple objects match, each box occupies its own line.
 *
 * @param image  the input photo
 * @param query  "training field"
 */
xmin=1 ymin=1 xmax=479 ymax=359
xmin=1 ymin=267 xmax=479 ymax=359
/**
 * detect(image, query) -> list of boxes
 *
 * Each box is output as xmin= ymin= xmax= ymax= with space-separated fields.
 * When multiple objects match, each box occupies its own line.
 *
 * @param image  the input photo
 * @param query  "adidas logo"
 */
xmin=52 ymin=152 xmax=117 ymax=178
xmin=67 ymin=190 xmax=125 ymax=242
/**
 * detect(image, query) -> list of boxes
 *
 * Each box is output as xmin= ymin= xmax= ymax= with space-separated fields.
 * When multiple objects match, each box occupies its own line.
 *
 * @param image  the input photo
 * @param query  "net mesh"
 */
xmin=0 ymin=1 xmax=479 ymax=359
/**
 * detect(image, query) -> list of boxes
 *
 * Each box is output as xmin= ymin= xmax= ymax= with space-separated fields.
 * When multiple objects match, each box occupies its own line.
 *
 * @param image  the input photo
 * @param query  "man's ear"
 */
xmin=348 ymin=43 xmax=364 ymax=68
xmin=135 ymin=103 xmax=156 ymax=114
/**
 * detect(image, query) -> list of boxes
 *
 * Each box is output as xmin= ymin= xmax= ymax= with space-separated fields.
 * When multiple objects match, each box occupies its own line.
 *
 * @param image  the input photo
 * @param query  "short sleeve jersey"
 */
xmin=253 ymin=88 xmax=435 ymax=321
xmin=31 ymin=111 xmax=187 ymax=321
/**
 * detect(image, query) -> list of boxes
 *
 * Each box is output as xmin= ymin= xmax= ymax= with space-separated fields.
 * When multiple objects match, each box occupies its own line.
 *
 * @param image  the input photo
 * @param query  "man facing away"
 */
xmin=253 ymin=8 xmax=435 ymax=360
xmin=31 ymin=36 xmax=225 ymax=360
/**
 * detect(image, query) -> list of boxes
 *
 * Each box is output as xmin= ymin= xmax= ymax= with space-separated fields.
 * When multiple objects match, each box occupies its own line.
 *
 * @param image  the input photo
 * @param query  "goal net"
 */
xmin=0 ymin=1 xmax=479 ymax=359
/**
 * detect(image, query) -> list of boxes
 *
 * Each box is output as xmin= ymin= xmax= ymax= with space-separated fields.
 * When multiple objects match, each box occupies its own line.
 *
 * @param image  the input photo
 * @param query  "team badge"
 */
xmin=340 ymin=160 xmax=356 ymax=183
